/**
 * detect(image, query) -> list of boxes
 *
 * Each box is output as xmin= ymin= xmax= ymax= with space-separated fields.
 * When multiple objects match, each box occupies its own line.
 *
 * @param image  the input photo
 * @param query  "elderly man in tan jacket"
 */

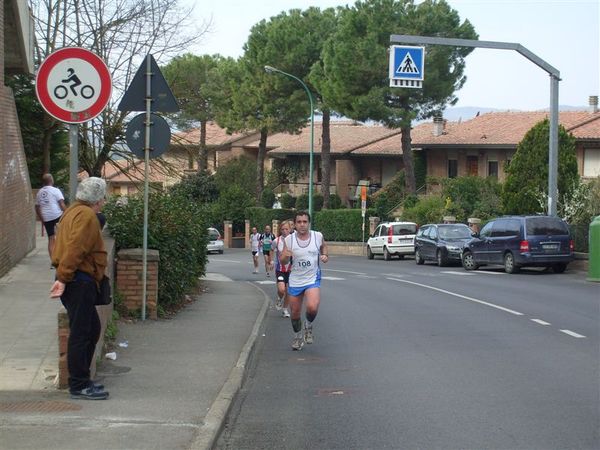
xmin=50 ymin=177 xmax=108 ymax=400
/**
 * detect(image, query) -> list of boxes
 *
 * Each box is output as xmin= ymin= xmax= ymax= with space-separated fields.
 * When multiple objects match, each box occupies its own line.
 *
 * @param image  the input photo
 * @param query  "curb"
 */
xmin=189 ymin=282 xmax=270 ymax=450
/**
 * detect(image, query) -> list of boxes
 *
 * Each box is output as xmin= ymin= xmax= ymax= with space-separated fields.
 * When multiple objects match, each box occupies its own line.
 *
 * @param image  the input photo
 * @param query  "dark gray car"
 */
xmin=415 ymin=223 xmax=473 ymax=266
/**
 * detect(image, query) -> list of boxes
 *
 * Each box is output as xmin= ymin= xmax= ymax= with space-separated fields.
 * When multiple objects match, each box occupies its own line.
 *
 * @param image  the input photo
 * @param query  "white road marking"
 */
xmin=531 ymin=319 xmax=551 ymax=326
xmin=386 ymin=278 xmax=524 ymax=316
xmin=382 ymin=273 xmax=406 ymax=278
xmin=323 ymin=269 xmax=366 ymax=275
xmin=201 ymin=273 xmax=233 ymax=282
xmin=356 ymin=275 xmax=378 ymax=279
xmin=473 ymin=270 xmax=504 ymax=275
xmin=321 ymin=276 xmax=345 ymax=281
xmin=441 ymin=271 xmax=474 ymax=276
xmin=209 ymin=259 xmax=241 ymax=264
xmin=255 ymin=280 xmax=276 ymax=285
xmin=560 ymin=329 xmax=586 ymax=338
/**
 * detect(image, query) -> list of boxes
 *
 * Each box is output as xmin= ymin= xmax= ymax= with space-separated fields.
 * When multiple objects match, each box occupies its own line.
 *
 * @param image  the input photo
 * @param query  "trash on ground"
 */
xmin=118 ymin=341 xmax=129 ymax=348
xmin=105 ymin=352 xmax=117 ymax=360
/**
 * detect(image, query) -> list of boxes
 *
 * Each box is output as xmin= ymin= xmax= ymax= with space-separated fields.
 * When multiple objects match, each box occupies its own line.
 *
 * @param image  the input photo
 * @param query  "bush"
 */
xmin=328 ymin=193 xmax=343 ymax=209
xmin=401 ymin=196 xmax=446 ymax=225
xmin=441 ymin=176 xmax=502 ymax=222
xmin=281 ymin=193 xmax=296 ymax=209
xmin=168 ymin=170 xmax=218 ymax=203
xmin=213 ymin=156 xmax=256 ymax=197
xmin=295 ymin=193 xmax=324 ymax=212
xmin=104 ymin=192 xmax=209 ymax=310
xmin=313 ymin=208 xmax=377 ymax=241
xmin=245 ymin=207 xmax=296 ymax=232
xmin=260 ymin=187 xmax=276 ymax=208
xmin=212 ymin=186 xmax=256 ymax=234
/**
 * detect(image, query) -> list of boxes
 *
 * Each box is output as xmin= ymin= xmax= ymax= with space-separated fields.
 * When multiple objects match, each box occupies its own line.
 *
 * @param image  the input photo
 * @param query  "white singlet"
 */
xmin=284 ymin=230 xmax=323 ymax=288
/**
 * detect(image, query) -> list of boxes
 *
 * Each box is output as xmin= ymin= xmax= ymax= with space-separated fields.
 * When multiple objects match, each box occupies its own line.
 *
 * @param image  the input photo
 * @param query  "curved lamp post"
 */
xmin=264 ymin=65 xmax=315 ymax=219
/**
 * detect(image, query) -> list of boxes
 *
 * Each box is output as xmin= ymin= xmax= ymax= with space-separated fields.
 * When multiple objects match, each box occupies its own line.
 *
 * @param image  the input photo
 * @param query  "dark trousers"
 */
xmin=61 ymin=280 xmax=100 ymax=391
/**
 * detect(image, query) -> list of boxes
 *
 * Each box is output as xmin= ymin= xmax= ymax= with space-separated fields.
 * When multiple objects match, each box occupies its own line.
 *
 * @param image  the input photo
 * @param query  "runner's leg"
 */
xmin=288 ymin=292 xmax=304 ymax=350
xmin=303 ymin=287 xmax=321 ymax=344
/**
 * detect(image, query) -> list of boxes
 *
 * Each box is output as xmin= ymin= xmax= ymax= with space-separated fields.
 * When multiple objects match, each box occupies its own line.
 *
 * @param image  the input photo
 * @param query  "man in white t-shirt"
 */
xmin=35 ymin=173 xmax=66 ymax=261
xmin=250 ymin=227 xmax=260 ymax=274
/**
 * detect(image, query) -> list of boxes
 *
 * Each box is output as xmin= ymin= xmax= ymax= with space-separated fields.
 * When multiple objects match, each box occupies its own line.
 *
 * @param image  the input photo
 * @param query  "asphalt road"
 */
xmin=208 ymin=249 xmax=599 ymax=450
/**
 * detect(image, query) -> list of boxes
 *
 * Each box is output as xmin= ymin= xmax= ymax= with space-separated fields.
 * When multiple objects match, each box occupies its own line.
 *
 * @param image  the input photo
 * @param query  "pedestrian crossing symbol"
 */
xmin=389 ymin=45 xmax=425 ymax=89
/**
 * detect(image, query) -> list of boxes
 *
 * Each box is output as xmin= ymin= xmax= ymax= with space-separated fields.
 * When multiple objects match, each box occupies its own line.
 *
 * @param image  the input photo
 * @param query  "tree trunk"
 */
xmin=401 ymin=124 xmax=416 ymax=194
xmin=320 ymin=109 xmax=332 ymax=208
xmin=198 ymin=120 xmax=207 ymax=172
xmin=256 ymin=128 xmax=268 ymax=203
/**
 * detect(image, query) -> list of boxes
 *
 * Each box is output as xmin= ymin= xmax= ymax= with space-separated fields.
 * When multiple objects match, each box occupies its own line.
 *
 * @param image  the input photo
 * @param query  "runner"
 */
xmin=273 ymin=220 xmax=293 ymax=317
xmin=259 ymin=225 xmax=275 ymax=277
xmin=250 ymin=227 xmax=260 ymax=274
xmin=280 ymin=211 xmax=329 ymax=351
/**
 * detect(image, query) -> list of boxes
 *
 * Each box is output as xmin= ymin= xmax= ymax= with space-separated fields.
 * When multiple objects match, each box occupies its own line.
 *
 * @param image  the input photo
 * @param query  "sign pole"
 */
xmin=68 ymin=124 xmax=79 ymax=202
xmin=141 ymin=54 xmax=152 ymax=321
xmin=361 ymin=185 xmax=367 ymax=256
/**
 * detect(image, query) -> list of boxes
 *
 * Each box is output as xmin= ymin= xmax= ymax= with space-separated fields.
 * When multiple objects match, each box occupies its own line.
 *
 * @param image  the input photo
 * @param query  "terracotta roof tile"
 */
xmin=172 ymin=122 xmax=250 ymax=146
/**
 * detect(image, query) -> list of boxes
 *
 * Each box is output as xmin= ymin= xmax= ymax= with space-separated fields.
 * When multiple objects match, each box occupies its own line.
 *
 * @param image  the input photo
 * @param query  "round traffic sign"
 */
xmin=35 ymin=47 xmax=112 ymax=123
xmin=125 ymin=113 xmax=171 ymax=159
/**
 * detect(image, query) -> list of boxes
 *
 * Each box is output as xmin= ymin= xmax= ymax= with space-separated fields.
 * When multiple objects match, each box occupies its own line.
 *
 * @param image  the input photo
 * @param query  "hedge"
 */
xmin=246 ymin=207 xmax=296 ymax=231
xmin=314 ymin=208 xmax=377 ymax=242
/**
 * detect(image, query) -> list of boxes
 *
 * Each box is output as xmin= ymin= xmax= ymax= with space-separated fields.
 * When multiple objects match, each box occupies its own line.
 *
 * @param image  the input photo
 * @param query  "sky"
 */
xmin=187 ymin=0 xmax=599 ymax=111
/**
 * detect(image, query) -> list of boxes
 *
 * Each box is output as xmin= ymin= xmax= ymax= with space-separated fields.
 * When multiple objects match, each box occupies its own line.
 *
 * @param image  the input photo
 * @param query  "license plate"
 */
xmin=542 ymin=244 xmax=559 ymax=252
xmin=398 ymin=239 xmax=412 ymax=244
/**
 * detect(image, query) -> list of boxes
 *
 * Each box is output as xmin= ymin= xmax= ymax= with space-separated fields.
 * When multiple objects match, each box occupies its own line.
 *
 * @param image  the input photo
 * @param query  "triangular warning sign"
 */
xmin=118 ymin=54 xmax=179 ymax=112
xmin=397 ymin=53 xmax=420 ymax=75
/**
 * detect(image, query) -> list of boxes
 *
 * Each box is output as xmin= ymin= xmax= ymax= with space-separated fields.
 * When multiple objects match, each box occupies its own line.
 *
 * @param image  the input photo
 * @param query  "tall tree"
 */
xmin=162 ymin=54 xmax=228 ymax=172
xmin=320 ymin=0 xmax=477 ymax=194
xmin=502 ymin=119 xmax=579 ymax=215
xmin=31 ymin=0 xmax=210 ymax=177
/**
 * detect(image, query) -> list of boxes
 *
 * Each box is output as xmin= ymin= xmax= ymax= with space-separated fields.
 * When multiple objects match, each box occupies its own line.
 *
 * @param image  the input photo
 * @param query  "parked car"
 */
xmin=414 ymin=223 xmax=474 ymax=266
xmin=461 ymin=215 xmax=574 ymax=274
xmin=367 ymin=221 xmax=417 ymax=260
xmin=207 ymin=227 xmax=224 ymax=254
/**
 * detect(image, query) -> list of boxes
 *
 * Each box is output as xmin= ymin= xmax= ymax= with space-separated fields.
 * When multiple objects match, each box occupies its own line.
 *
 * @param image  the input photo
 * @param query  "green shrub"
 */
xmin=212 ymin=185 xmax=256 ymax=233
xmin=328 ymin=193 xmax=343 ymax=209
xmin=168 ymin=170 xmax=218 ymax=203
xmin=246 ymin=207 xmax=296 ymax=232
xmin=104 ymin=192 xmax=209 ymax=310
xmin=313 ymin=208 xmax=377 ymax=241
xmin=281 ymin=193 xmax=296 ymax=209
xmin=260 ymin=187 xmax=276 ymax=208
xmin=401 ymin=196 xmax=446 ymax=225
xmin=441 ymin=176 xmax=502 ymax=222
xmin=295 ymin=193 xmax=324 ymax=211
xmin=213 ymin=156 xmax=256 ymax=197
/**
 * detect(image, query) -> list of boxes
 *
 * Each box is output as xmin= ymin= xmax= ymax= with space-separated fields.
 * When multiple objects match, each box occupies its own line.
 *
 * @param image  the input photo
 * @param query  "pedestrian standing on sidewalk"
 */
xmin=50 ymin=177 xmax=109 ymax=400
xmin=280 ymin=211 xmax=329 ymax=351
xmin=259 ymin=225 xmax=275 ymax=277
xmin=250 ymin=227 xmax=260 ymax=274
xmin=274 ymin=220 xmax=293 ymax=317
xmin=35 ymin=173 xmax=67 ymax=262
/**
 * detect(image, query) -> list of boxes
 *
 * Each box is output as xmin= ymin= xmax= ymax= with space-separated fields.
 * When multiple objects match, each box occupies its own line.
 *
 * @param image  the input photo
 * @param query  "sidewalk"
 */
xmin=0 ymin=231 xmax=269 ymax=450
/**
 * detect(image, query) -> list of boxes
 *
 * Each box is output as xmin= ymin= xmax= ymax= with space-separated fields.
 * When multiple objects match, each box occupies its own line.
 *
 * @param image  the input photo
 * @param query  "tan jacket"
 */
xmin=52 ymin=201 xmax=107 ymax=283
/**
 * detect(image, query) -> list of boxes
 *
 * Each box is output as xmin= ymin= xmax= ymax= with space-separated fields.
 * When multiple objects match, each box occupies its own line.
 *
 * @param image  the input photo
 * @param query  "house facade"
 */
xmin=0 ymin=0 xmax=36 ymax=276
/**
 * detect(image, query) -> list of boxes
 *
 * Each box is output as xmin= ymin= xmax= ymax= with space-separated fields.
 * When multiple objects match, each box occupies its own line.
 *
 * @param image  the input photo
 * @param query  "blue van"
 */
xmin=461 ymin=216 xmax=574 ymax=274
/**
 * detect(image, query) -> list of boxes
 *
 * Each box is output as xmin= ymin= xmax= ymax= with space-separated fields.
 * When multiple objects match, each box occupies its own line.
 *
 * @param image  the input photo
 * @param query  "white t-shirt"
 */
xmin=250 ymin=233 xmax=260 ymax=252
xmin=35 ymin=186 xmax=64 ymax=222
xmin=284 ymin=231 xmax=323 ymax=287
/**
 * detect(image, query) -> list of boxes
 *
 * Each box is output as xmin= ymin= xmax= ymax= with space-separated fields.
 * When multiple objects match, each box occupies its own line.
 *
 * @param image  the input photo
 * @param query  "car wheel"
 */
xmin=462 ymin=251 xmax=478 ymax=271
xmin=437 ymin=249 xmax=447 ymax=267
xmin=415 ymin=249 xmax=424 ymax=265
xmin=367 ymin=246 xmax=374 ymax=260
xmin=504 ymin=252 xmax=520 ymax=274
xmin=218 ymin=250 xmax=224 ymax=254
xmin=383 ymin=246 xmax=391 ymax=261
xmin=552 ymin=263 xmax=567 ymax=273
xmin=398 ymin=254 xmax=405 ymax=260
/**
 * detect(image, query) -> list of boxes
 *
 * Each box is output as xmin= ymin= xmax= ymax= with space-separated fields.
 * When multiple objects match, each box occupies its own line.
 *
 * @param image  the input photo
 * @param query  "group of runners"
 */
xmin=250 ymin=211 xmax=329 ymax=351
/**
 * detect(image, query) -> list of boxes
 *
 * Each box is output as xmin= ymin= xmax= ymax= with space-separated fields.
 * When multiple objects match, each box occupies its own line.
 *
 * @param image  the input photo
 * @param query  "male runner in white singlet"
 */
xmin=280 ymin=211 xmax=328 ymax=351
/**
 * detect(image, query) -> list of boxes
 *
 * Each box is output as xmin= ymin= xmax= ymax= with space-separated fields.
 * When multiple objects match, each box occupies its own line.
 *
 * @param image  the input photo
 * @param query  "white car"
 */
xmin=207 ymin=227 xmax=224 ymax=254
xmin=367 ymin=221 xmax=417 ymax=260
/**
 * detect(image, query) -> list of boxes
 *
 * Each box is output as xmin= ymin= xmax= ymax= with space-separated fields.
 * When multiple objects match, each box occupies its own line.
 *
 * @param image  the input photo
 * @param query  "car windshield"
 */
xmin=526 ymin=217 xmax=569 ymax=236
xmin=208 ymin=230 xmax=220 ymax=240
xmin=391 ymin=224 xmax=416 ymax=235
xmin=438 ymin=226 xmax=472 ymax=239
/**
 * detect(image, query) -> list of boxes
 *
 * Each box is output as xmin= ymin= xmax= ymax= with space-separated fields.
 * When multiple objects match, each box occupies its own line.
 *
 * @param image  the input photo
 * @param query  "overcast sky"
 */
xmin=187 ymin=0 xmax=599 ymax=111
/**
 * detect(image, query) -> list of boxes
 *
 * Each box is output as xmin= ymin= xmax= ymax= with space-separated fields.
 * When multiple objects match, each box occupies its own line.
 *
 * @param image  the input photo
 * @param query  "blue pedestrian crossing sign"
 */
xmin=389 ymin=45 xmax=425 ymax=88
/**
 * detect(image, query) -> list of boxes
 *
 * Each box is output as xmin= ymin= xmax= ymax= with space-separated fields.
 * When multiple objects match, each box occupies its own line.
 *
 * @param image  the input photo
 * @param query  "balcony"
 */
xmin=4 ymin=0 xmax=35 ymax=74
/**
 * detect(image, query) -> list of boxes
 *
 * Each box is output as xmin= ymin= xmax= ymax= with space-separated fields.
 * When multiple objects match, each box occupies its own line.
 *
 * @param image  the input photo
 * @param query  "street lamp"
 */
xmin=264 ymin=65 xmax=315 ymax=219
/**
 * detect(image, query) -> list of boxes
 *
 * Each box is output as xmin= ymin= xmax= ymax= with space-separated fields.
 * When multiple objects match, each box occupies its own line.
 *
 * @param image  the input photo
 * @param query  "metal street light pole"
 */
xmin=264 ymin=65 xmax=315 ymax=219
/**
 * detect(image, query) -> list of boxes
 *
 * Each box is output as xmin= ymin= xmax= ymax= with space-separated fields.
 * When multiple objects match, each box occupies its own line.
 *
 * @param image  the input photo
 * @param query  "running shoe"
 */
xmin=275 ymin=298 xmax=283 ymax=310
xmin=291 ymin=336 xmax=304 ymax=351
xmin=304 ymin=323 xmax=314 ymax=344
xmin=282 ymin=308 xmax=290 ymax=318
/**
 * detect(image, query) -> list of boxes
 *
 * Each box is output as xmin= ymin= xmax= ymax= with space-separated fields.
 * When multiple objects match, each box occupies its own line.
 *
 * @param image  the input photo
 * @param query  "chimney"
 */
xmin=589 ymin=95 xmax=598 ymax=113
xmin=432 ymin=116 xmax=444 ymax=137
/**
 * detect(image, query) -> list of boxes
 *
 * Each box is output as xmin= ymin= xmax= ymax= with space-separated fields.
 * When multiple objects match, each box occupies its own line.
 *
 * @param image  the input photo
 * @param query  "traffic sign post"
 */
xmin=36 ymin=47 xmax=112 ymax=200
xmin=389 ymin=45 xmax=425 ymax=88
xmin=361 ymin=185 xmax=368 ymax=255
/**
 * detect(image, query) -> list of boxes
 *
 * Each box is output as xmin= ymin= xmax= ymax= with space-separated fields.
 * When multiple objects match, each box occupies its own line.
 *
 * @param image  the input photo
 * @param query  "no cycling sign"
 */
xmin=36 ymin=47 xmax=112 ymax=123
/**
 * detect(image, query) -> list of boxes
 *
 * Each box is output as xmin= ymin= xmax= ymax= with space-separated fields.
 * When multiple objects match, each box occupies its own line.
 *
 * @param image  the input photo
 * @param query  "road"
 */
xmin=208 ymin=249 xmax=599 ymax=450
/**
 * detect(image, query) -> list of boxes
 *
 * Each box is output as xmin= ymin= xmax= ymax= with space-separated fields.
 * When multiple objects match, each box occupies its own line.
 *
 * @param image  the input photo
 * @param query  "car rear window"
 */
xmin=438 ymin=225 xmax=471 ymax=239
xmin=391 ymin=224 xmax=416 ymax=235
xmin=526 ymin=217 xmax=569 ymax=236
xmin=208 ymin=230 xmax=220 ymax=240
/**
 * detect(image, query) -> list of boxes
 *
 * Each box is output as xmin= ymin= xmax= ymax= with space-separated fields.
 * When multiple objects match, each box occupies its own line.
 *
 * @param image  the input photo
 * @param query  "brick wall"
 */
xmin=116 ymin=248 xmax=159 ymax=320
xmin=0 ymin=85 xmax=36 ymax=278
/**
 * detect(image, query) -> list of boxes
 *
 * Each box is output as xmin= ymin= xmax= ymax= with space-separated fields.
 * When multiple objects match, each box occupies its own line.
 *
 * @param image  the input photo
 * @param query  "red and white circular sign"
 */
xmin=35 ymin=47 xmax=112 ymax=123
